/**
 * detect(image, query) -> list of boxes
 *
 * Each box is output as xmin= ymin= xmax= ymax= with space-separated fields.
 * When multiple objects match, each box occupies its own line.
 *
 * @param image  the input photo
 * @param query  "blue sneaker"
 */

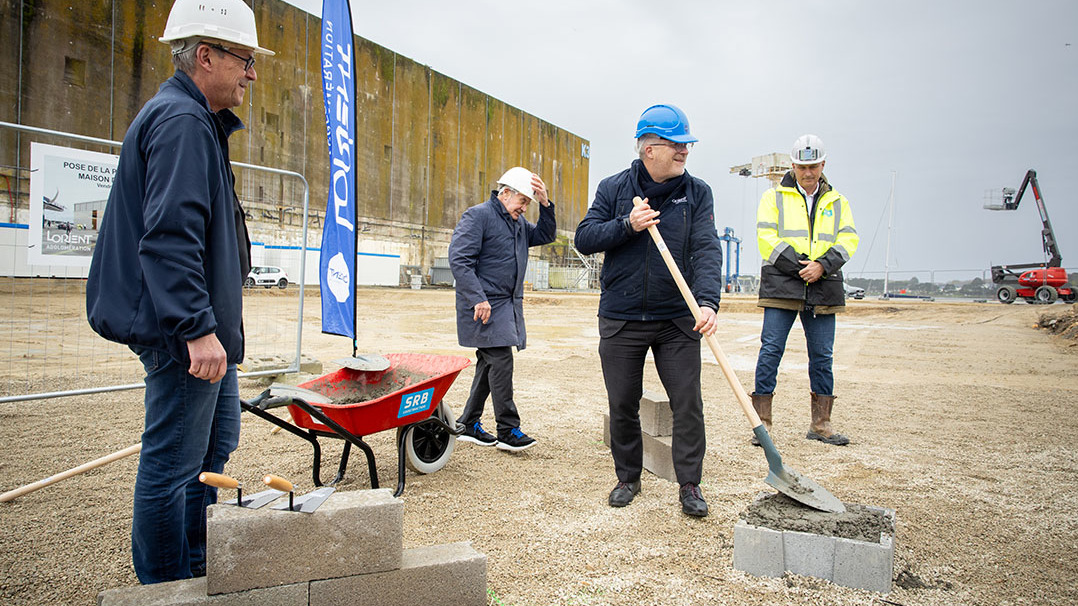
xmin=496 ymin=427 xmax=536 ymax=452
xmin=457 ymin=421 xmax=497 ymax=446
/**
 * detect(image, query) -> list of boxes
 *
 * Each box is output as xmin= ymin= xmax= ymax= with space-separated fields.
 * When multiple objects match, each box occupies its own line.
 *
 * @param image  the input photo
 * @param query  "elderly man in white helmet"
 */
xmin=751 ymin=134 xmax=859 ymax=448
xmin=449 ymin=167 xmax=556 ymax=452
xmin=86 ymin=0 xmax=272 ymax=584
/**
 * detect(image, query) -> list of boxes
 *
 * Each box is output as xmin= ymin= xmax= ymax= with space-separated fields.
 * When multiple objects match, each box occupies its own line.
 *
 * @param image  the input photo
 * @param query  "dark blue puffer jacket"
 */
xmin=575 ymin=162 xmax=723 ymax=320
xmin=86 ymin=71 xmax=249 ymax=365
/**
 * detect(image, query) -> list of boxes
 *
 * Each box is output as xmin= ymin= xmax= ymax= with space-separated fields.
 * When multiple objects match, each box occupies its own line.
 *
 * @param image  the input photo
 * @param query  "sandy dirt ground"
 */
xmin=1 ymin=286 xmax=1076 ymax=605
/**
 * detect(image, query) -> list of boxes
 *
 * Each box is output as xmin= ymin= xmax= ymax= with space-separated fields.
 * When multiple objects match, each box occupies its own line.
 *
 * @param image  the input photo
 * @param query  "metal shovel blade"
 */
xmin=270 ymin=486 xmax=335 ymax=513
xmin=332 ymin=354 xmax=391 ymax=372
xmin=754 ymin=425 xmax=846 ymax=514
xmin=268 ymin=383 xmax=332 ymax=405
xmin=223 ymin=487 xmax=286 ymax=509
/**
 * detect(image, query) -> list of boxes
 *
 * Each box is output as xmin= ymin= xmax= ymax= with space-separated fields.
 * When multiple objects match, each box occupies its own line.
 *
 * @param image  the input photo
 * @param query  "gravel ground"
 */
xmin=1 ymin=288 xmax=1076 ymax=605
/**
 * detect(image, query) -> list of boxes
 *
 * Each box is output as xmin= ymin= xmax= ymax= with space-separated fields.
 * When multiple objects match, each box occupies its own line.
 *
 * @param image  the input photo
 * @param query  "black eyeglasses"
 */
xmin=649 ymin=140 xmax=693 ymax=151
xmin=207 ymin=43 xmax=255 ymax=72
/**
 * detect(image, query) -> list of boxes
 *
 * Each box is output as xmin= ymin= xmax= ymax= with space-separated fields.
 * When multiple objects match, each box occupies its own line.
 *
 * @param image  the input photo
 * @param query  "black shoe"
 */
xmin=679 ymin=483 xmax=708 ymax=517
xmin=457 ymin=421 xmax=497 ymax=446
xmin=496 ymin=427 xmax=536 ymax=452
xmin=609 ymin=480 xmax=641 ymax=507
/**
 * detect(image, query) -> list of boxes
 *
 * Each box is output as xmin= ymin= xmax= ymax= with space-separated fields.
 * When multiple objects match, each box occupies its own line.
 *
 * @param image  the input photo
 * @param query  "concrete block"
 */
xmin=310 ymin=542 xmax=487 ymax=606
xmin=602 ymin=414 xmax=676 ymax=483
xmin=833 ymin=507 xmax=895 ymax=593
xmin=782 ymin=530 xmax=836 ymax=580
xmin=639 ymin=389 xmax=672 ymax=437
xmin=207 ymin=488 xmax=403 ymax=595
xmin=97 ymin=577 xmax=306 ymax=606
xmin=732 ymin=496 xmax=896 ymax=594
xmin=732 ymin=521 xmax=783 ymax=578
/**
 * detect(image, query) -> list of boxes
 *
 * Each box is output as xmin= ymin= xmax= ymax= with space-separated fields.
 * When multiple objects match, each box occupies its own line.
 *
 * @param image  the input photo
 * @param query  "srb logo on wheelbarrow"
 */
xmin=398 ymin=387 xmax=436 ymax=418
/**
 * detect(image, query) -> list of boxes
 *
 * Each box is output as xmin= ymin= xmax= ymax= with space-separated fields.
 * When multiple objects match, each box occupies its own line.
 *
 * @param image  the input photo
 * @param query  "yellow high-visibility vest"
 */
xmin=757 ymin=185 xmax=858 ymax=266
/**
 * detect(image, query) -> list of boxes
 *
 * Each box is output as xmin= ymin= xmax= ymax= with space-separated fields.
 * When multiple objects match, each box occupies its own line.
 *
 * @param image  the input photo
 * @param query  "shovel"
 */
xmin=199 ymin=472 xmax=285 ymax=509
xmin=263 ymin=474 xmax=335 ymax=513
xmin=267 ymin=383 xmax=332 ymax=406
xmin=632 ymin=196 xmax=845 ymax=514
xmin=332 ymin=348 xmax=390 ymax=372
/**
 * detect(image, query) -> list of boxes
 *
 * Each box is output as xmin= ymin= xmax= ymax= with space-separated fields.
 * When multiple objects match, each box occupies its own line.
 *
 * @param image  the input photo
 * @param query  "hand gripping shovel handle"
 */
xmin=631 ymin=197 xmax=845 ymax=513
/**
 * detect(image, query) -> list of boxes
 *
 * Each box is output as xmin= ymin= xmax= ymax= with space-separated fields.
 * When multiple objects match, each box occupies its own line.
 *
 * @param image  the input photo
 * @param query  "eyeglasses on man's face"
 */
xmin=207 ymin=43 xmax=256 ymax=72
xmin=649 ymin=140 xmax=693 ymax=151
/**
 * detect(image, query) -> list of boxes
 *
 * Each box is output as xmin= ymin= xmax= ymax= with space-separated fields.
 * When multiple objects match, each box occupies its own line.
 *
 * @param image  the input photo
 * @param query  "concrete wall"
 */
xmin=0 ymin=0 xmax=590 ymax=277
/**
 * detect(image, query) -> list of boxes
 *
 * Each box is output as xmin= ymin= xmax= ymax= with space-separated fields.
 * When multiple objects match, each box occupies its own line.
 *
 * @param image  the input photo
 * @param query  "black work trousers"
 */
xmin=598 ymin=317 xmax=706 ymax=486
xmin=456 ymin=346 xmax=521 ymax=438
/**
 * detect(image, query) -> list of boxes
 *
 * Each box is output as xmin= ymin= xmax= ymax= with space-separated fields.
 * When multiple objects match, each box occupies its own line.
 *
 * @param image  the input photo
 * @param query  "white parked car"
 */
xmin=246 ymin=266 xmax=289 ymax=289
xmin=844 ymin=283 xmax=865 ymax=299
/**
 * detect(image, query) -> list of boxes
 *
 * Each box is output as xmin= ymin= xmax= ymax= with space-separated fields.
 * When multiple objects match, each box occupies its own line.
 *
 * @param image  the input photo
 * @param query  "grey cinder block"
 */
xmin=310 ymin=542 xmax=487 ymax=606
xmin=639 ymin=389 xmax=673 ymax=437
xmin=732 ymin=521 xmax=783 ymax=578
xmin=97 ymin=577 xmax=306 ymax=606
xmin=732 ymin=495 xmax=895 ymax=594
xmin=833 ymin=507 xmax=895 ymax=593
xmin=206 ymin=488 xmax=403 ymax=595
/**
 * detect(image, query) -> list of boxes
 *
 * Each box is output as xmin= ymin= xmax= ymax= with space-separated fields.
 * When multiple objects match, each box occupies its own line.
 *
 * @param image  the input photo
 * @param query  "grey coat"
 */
xmin=450 ymin=192 xmax=556 ymax=349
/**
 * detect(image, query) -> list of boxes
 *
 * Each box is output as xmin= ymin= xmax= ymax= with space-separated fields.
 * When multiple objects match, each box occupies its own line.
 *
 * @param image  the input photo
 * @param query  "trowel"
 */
xmin=633 ymin=196 xmax=845 ymax=514
xmin=267 ymin=383 xmax=332 ymax=406
xmin=331 ymin=353 xmax=391 ymax=372
xmin=264 ymin=474 xmax=335 ymax=513
xmin=199 ymin=472 xmax=286 ymax=509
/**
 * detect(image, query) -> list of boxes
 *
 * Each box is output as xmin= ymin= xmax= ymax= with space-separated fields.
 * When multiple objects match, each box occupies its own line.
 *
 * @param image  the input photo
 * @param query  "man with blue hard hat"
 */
xmin=575 ymin=104 xmax=723 ymax=517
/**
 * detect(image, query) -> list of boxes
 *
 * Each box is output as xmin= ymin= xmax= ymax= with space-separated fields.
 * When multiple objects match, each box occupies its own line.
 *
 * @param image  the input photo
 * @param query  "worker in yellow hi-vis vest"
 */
xmin=752 ymin=134 xmax=859 ymax=447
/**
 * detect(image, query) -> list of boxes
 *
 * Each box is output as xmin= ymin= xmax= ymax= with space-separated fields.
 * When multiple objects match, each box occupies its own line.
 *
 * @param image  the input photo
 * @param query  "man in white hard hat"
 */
xmin=575 ymin=104 xmax=723 ymax=518
xmin=449 ymin=167 xmax=556 ymax=452
xmin=86 ymin=0 xmax=272 ymax=584
xmin=750 ymin=134 xmax=859 ymax=448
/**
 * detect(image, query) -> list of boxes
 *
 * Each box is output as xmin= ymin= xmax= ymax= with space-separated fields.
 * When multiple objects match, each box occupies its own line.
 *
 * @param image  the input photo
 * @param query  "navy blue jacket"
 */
xmin=575 ymin=163 xmax=722 ymax=320
xmin=450 ymin=192 xmax=556 ymax=349
xmin=87 ymin=71 xmax=250 ymax=365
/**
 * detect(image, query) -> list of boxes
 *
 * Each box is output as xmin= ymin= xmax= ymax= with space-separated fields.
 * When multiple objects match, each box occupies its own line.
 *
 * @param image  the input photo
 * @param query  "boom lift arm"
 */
xmin=998 ymin=169 xmax=1062 ymax=269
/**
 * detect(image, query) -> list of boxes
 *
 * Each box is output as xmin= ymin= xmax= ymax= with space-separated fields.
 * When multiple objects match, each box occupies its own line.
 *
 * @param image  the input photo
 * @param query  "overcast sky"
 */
xmin=281 ymin=0 xmax=1076 ymax=282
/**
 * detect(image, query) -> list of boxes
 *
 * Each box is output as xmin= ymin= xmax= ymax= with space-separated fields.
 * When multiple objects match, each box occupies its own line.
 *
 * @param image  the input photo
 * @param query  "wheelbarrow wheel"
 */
xmin=399 ymin=404 xmax=456 ymax=474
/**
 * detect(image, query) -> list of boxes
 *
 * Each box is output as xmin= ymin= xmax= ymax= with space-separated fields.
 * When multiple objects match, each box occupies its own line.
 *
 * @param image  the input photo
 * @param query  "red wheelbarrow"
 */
xmin=241 ymin=353 xmax=470 ymax=496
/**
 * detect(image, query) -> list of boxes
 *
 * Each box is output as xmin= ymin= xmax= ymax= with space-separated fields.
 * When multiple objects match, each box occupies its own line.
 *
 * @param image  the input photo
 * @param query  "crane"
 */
xmin=985 ymin=170 xmax=1074 ymax=304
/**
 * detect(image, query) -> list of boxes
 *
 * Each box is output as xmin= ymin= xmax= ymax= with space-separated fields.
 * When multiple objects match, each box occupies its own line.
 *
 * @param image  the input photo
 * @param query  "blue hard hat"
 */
xmin=635 ymin=104 xmax=698 ymax=143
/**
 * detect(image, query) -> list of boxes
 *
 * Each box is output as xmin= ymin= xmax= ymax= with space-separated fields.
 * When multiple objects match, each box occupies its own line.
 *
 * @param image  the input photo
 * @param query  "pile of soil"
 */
xmin=1038 ymin=306 xmax=1078 ymax=341
xmin=739 ymin=493 xmax=892 ymax=544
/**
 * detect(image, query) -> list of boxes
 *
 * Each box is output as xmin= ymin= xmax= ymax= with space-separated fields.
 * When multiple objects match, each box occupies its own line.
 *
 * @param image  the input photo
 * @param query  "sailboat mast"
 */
xmin=884 ymin=171 xmax=896 ymax=297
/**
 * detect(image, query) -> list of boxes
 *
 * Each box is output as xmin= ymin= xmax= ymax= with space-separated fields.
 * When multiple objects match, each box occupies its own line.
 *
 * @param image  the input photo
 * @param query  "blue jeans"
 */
xmin=131 ymin=347 xmax=240 ymax=584
xmin=754 ymin=307 xmax=835 ymax=396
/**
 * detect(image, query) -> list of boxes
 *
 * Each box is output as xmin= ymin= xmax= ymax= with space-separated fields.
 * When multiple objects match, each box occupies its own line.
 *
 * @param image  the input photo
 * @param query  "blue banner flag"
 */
xmin=319 ymin=0 xmax=357 ymax=338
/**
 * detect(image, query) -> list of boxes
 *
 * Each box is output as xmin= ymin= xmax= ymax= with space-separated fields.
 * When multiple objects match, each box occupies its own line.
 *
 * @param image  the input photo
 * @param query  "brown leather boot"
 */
xmin=749 ymin=392 xmax=773 ymax=447
xmin=807 ymin=392 xmax=850 ymax=446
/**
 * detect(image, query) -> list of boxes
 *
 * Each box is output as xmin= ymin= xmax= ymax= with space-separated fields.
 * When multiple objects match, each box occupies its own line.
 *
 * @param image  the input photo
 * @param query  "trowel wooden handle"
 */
xmin=632 ymin=196 xmax=764 ymax=430
xmin=263 ymin=474 xmax=293 ymax=493
xmin=199 ymin=472 xmax=240 ymax=489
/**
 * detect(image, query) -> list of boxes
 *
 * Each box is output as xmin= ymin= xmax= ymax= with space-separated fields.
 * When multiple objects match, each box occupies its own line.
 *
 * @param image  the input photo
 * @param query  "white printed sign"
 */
xmin=28 ymin=142 xmax=118 ymax=267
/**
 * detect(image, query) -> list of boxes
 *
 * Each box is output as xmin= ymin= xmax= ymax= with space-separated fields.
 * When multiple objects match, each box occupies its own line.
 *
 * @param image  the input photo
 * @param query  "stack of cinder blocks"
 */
xmin=733 ymin=494 xmax=895 ymax=593
xmin=602 ymin=389 xmax=676 ymax=482
xmin=98 ymin=488 xmax=486 ymax=606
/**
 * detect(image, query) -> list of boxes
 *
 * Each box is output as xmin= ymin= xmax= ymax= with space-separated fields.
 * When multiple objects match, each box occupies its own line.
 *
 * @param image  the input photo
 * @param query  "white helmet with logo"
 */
xmin=790 ymin=134 xmax=826 ymax=165
xmin=159 ymin=0 xmax=274 ymax=55
xmin=496 ymin=167 xmax=537 ymax=202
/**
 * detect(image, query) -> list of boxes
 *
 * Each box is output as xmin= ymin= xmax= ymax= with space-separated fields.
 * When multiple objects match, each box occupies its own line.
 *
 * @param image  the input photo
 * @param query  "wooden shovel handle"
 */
xmin=199 ymin=472 xmax=240 ymax=490
xmin=632 ymin=196 xmax=763 ymax=429
xmin=263 ymin=474 xmax=293 ymax=493
xmin=0 ymin=442 xmax=143 ymax=503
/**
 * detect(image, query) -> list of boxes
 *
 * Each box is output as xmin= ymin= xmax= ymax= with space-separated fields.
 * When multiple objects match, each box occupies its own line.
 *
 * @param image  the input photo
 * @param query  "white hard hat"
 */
xmin=496 ymin=167 xmax=537 ymax=202
xmin=790 ymin=134 xmax=826 ymax=165
xmin=159 ymin=0 xmax=274 ymax=55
